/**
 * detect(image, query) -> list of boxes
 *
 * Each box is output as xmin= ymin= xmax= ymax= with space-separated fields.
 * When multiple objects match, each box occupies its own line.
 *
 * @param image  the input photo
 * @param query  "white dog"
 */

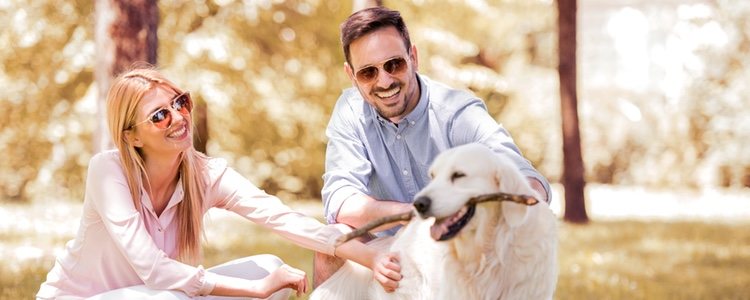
xmin=311 ymin=143 xmax=558 ymax=300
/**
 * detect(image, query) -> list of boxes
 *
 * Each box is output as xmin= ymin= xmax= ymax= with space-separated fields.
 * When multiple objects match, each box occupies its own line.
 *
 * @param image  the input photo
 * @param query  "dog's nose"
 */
xmin=413 ymin=196 xmax=431 ymax=214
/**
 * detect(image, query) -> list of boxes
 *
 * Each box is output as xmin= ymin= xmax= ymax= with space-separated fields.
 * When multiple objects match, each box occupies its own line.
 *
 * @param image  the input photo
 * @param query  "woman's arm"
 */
xmin=208 ymin=165 xmax=349 ymax=256
xmin=210 ymin=264 xmax=308 ymax=298
xmin=206 ymin=161 xmax=403 ymax=292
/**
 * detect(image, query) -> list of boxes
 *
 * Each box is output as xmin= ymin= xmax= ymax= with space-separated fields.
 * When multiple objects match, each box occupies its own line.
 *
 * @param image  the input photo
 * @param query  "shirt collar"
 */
xmin=164 ymin=177 xmax=185 ymax=212
xmin=139 ymin=176 xmax=185 ymax=214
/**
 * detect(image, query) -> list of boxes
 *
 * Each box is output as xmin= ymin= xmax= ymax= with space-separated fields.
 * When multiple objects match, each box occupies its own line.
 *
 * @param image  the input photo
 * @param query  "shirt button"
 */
xmin=402 ymin=170 xmax=408 ymax=176
xmin=410 ymin=121 xmax=415 ymax=125
xmin=158 ymin=228 xmax=162 ymax=232
xmin=396 ymin=135 xmax=401 ymax=139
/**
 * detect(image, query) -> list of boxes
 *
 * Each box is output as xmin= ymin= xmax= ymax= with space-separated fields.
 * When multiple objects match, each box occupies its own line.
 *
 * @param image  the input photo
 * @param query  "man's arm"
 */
xmin=337 ymin=194 xmax=413 ymax=231
xmin=451 ymin=101 xmax=552 ymax=203
xmin=322 ymin=92 xmax=412 ymax=230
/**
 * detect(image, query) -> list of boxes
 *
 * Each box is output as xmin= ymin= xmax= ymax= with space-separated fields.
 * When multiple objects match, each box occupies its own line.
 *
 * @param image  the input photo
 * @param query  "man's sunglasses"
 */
xmin=354 ymin=57 xmax=408 ymax=84
xmin=131 ymin=91 xmax=193 ymax=130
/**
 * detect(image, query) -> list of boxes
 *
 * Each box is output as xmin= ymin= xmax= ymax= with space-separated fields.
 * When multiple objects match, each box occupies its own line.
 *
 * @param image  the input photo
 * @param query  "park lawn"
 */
xmin=4 ymin=218 xmax=749 ymax=300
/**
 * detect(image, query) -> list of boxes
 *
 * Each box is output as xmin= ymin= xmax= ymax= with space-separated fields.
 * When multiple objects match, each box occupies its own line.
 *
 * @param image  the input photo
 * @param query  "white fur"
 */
xmin=311 ymin=143 xmax=558 ymax=300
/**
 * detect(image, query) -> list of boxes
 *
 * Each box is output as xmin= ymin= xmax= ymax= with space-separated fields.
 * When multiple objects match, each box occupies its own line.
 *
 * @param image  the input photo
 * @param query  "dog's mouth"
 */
xmin=430 ymin=205 xmax=476 ymax=241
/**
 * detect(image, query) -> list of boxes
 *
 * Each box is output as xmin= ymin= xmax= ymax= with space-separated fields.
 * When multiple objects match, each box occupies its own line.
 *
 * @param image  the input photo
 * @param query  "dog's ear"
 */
xmin=494 ymin=155 xmax=531 ymax=227
xmin=501 ymin=202 xmax=529 ymax=227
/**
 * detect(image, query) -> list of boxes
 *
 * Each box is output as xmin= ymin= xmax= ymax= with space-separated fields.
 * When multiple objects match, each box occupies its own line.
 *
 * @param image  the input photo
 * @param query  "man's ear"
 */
xmin=123 ymin=129 xmax=144 ymax=148
xmin=344 ymin=62 xmax=356 ymax=84
xmin=409 ymin=44 xmax=419 ymax=72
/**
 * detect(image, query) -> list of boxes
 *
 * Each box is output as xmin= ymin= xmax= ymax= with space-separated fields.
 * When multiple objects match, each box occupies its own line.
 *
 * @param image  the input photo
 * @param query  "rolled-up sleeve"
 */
xmin=207 ymin=160 xmax=352 ymax=256
xmin=88 ymin=154 xmax=215 ymax=297
xmin=449 ymin=100 xmax=552 ymax=203
xmin=321 ymin=96 xmax=372 ymax=224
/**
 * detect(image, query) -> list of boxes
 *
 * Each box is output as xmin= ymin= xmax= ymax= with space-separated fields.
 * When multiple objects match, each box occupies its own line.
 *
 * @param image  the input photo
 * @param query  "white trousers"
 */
xmin=87 ymin=254 xmax=293 ymax=300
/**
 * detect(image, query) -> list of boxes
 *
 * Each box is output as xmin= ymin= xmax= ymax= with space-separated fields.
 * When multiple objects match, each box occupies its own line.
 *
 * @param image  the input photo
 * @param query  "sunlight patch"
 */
xmin=14 ymin=245 xmax=43 ymax=261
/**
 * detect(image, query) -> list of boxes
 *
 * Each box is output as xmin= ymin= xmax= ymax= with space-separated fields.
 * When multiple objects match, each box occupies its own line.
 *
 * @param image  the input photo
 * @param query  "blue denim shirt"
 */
xmin=322 ymin=74 xmax=551 ymax=235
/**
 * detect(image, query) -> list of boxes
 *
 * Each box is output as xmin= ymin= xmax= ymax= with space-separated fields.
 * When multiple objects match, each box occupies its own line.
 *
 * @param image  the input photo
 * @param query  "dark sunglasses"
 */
xmin=131 ymin=91 xmax=193 ymax=130
xmin=354 ymin=57 xmax=408 ymax=84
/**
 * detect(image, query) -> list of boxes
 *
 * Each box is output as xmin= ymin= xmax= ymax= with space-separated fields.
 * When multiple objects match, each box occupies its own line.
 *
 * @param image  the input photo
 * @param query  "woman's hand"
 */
xmin=260 ymin=264 xmax=308 ymax=298
xmin=372 ymin=252 xmax=402 ymax=293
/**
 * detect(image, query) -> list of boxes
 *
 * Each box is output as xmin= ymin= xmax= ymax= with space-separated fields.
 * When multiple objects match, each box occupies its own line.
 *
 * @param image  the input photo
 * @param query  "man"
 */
xmin=314 ymin=6 xmax=551 ymax=287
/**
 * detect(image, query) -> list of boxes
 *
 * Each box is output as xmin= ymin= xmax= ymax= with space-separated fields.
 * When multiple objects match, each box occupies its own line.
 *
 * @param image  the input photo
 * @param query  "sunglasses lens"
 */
xmin=356 ymin=66 xmax=378 ymax=83
xmin=172 ymin=93 xmax=192 ymax=115
xmin=150 ymin=109 xmax=171 ymax=129
xmin=384 ymin=58 xmax=407 ymax=75
xmin=355 ymin=57 xmax=408 ymax=83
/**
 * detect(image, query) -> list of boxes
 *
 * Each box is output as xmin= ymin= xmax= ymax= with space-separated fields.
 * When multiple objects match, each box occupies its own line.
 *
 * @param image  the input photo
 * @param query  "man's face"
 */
xmin=346 ymin=26 xmax=419 ymax=123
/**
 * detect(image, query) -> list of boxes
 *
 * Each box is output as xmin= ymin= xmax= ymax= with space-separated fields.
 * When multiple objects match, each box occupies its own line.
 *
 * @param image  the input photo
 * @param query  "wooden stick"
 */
xmin=335 ymin=211 xmax=414 ymax=246
xmin=467 ymin=192 xmax=539 ymax=206
xmin=334 ymin=192 xmax=539 ymax=246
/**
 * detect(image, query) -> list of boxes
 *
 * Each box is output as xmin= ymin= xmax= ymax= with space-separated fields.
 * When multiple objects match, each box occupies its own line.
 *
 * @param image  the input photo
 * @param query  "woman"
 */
xmin=36 ymin=68 xmax=401 ymax=299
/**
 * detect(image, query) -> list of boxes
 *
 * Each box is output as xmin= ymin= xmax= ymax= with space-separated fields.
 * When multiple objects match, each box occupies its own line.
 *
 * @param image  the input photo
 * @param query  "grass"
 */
xmin=556 ymin=221 xmax=750 ymax=300
xmin=4 ymin=206 xmax=750 ymax=300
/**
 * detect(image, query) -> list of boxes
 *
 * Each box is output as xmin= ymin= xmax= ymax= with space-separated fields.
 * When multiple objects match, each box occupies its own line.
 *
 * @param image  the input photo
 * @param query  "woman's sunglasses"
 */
xmin=131 ymin=91 xmax=193 ymax=130
xmin=354 ymin=57 xmax=408 ymax=84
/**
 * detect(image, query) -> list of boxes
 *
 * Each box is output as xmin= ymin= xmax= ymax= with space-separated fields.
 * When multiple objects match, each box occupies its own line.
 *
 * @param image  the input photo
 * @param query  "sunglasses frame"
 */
xmin=354 ymin=56 xmax=409 ymax=84
xmin=130 ymin=91 xmax=192 ymax=130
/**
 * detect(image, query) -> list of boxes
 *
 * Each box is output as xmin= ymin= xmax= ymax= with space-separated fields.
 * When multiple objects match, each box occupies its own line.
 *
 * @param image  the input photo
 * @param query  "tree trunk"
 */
xmin=94 ymin=0 xmax=158 ymax=153
xmin=557 ymin=0 xmax=588 ymax=223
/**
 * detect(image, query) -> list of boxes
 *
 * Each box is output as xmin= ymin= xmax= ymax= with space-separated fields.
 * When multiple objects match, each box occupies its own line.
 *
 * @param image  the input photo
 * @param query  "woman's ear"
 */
xmin=123 ymin=130 xmax=144 ymax=148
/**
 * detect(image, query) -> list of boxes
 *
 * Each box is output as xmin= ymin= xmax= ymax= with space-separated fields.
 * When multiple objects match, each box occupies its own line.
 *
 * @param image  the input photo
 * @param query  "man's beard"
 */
xmin=371 ymin=82 xmax=408 ymax=120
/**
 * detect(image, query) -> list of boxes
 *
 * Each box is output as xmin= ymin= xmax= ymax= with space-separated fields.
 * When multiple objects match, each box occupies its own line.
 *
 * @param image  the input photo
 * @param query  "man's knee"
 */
xmin=312 ymin=251 xmax=346 ymax=288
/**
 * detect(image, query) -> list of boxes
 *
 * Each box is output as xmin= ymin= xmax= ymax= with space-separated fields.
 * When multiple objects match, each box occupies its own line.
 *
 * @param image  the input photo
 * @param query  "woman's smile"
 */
xmin=166 ymin=123 xmax=189 ymax=140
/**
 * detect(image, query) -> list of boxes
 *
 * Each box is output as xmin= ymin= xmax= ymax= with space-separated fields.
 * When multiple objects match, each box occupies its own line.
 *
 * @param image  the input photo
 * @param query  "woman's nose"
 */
xmin=169 ymin=108 xmax=186 ymax=125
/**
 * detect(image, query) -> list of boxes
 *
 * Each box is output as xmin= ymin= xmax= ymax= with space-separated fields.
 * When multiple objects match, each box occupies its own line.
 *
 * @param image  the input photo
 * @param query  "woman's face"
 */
xmin=129 ymin=86 xmax=193 ymax=157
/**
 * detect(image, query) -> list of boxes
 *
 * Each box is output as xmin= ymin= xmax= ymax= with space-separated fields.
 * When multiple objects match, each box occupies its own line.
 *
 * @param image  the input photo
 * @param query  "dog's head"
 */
xmin=413 ymin=143 xmax=536 ymax=241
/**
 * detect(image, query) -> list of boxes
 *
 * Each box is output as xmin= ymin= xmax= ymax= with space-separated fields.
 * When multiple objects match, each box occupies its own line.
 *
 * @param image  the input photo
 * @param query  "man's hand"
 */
xmin=527 ymin=177 xmax=549 ymax=204
xmin=372 ymin=252 xmax=402 ymax=293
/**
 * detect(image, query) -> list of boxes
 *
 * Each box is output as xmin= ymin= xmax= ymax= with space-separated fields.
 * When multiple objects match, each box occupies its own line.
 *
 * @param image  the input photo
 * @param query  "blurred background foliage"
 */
xmin=0 ymin=0 xmax=748 ymax=203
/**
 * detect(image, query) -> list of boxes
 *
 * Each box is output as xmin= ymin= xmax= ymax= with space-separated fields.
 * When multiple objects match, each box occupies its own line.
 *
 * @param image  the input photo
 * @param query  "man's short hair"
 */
xmin=340 ymin=7 xmax=412 ymax=66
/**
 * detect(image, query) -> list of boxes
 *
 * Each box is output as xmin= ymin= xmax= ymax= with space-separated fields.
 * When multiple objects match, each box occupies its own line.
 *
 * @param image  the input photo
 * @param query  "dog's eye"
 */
xmin=450 ymin=171 xmax=465 ymax=182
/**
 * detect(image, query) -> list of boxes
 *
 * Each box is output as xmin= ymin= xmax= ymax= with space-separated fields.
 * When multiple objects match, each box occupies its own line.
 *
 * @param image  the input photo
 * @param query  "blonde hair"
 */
xmin=106 ymin=68 xmax=206 ymax=265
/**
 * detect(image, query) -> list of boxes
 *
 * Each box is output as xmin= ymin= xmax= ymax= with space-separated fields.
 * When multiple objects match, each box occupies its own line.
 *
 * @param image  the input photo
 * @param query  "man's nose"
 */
xmin=374 ymin=68 xmax=396 ymax=88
